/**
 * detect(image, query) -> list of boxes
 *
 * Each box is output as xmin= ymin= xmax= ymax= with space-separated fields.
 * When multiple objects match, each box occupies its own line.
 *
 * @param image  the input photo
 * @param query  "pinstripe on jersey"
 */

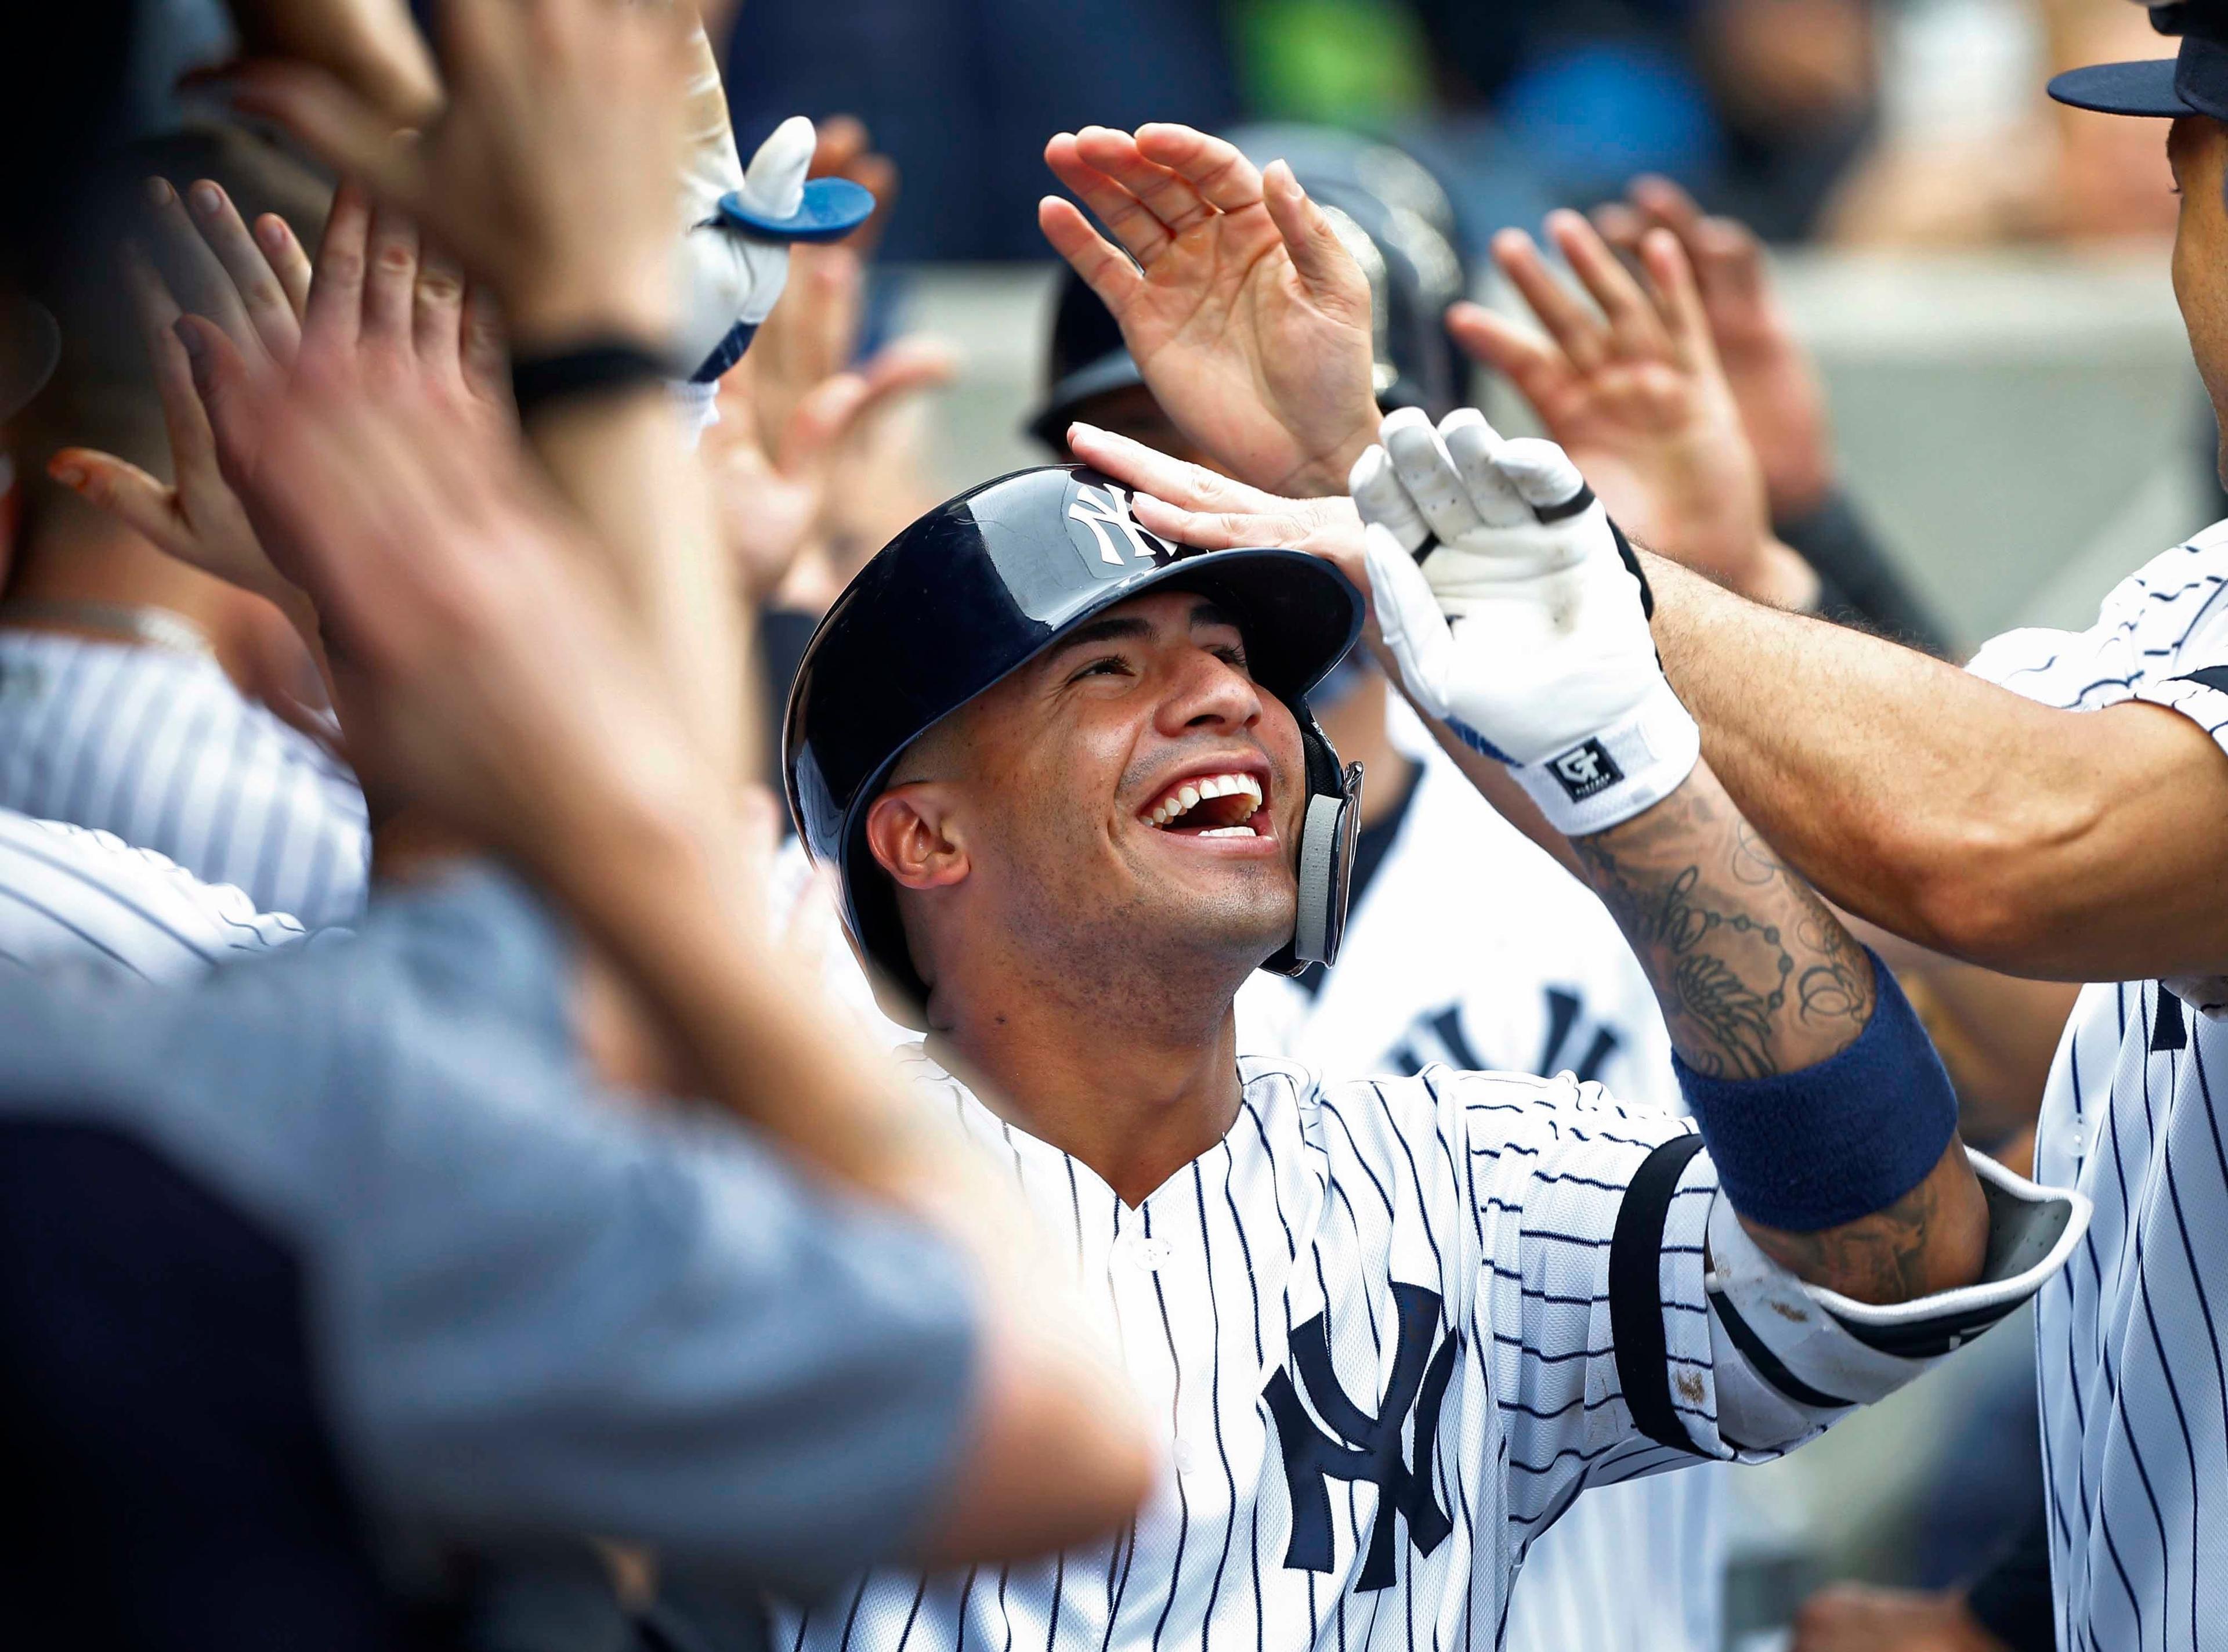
xmin=0 ymin=628 xmax=369 ymax=929
xmin=0 ymin=807 xmax=308 ymax=979
xmin=771 ymin=1050 xmax=1976 ymax=1652
xmin=1235 ymin=751 xmax=1721 ymax=1652
xmin=1969 ymin=519 xmax=2228 ymax=1652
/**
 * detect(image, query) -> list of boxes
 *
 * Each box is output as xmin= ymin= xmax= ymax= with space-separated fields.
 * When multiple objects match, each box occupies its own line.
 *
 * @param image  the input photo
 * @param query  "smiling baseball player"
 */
xmin=775 ymin=431 xmax=2084 ymax=1652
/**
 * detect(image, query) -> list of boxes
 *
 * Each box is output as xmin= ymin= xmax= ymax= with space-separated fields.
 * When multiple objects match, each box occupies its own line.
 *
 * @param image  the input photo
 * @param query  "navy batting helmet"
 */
xmin=1026 ymin=125 xmax=1471 ymax=449
xmin=783 ymin=464 xmax=1366 ymax=1022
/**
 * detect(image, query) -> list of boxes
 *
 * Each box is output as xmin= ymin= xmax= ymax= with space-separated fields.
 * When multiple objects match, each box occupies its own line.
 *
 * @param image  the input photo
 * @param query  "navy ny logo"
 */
xmin=1264 ymin=1282 xmax=1459 ymax=1590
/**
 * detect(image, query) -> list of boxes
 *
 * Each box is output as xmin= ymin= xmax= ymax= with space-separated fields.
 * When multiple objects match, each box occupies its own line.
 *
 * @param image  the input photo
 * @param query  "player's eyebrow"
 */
xmin=1043 ymin=601 xmax=1244 ymax=663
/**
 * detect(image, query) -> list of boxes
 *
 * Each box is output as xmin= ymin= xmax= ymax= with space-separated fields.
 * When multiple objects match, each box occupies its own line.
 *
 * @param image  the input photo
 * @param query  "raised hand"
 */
xmin=1039 ymin=123 xmax=1378 ymax=498
xmin=1592 ymin=176 xmax=1836 ymax=519
xmin=227 ymin=0 xmax=693 ymax=349
xmin=1447 ymin=209 xmax=1806 ymax=603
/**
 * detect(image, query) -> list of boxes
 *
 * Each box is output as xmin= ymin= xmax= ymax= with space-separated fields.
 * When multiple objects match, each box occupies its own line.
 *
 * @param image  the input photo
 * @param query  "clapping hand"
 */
xmin=1039 ymin=124 xmax=1379 ymax=498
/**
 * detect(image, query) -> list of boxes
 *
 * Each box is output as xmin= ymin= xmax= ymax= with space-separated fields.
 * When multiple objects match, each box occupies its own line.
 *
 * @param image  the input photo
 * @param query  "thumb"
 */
xmin=740 ymin=115 xmax=815 ymax=220
xmin=1494 ymin=439 xmax=1590 ymax=518
xmin=48 ymin=449 xmax=183 ymax=552
xmin=1362 ymin=520 xmax=1457 ymax=721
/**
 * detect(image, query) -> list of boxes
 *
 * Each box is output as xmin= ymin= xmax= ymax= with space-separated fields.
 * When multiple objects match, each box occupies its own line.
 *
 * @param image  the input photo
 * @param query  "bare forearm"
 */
xmin=1644 ymin=551 xmax=2228 ymax=977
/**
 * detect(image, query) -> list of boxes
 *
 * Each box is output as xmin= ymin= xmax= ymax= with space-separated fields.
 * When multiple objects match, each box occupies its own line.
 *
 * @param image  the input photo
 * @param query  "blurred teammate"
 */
xmin=1026 ymin=128 xmax=1726 ymax=1652
xmin=9 ymin=129 xmax=371 ymax=928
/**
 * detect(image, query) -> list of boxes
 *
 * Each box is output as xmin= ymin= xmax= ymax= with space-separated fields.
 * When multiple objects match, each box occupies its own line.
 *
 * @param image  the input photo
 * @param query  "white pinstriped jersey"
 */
xmin=1235 ymin=752 xmax=1721 ymax=1652
xmin=1968 ymin=520 xmax=2228 ymax=1652
xmin=772 ymin=1048 xmax=2061 ymax=1652
xmin=0 ymin=629 xmax=369 ymax=929
xmin=0 ymin=807 xmax=308 ymax=980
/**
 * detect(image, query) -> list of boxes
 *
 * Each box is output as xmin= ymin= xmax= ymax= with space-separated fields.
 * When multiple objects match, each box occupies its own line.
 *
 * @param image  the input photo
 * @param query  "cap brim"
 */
xmin=1023 ymin=349 xmax=1147 ymax=450
xmin=2047 ymin=58 xmax=2190 ymax=117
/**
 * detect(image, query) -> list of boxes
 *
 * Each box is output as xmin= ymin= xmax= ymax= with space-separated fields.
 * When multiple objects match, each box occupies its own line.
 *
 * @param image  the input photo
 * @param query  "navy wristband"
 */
xmin=1672 ymin=953 xmax=1956 ymax=1232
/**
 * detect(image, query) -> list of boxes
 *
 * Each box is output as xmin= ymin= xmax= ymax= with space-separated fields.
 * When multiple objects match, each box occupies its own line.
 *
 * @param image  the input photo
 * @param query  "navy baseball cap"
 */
xmin=2048 ymin=2 xmax=2228 ymax=119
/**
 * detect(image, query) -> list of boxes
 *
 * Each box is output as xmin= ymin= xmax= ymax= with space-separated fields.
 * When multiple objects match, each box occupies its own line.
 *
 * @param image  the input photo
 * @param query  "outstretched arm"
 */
xmin=1348 ymin=407 xmax=1988 ymax=1303
xmin=1643 ymin=551 xmax=2228 ymax=980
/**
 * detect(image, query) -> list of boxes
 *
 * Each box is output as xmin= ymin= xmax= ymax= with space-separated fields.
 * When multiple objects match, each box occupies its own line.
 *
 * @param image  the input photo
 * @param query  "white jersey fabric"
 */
xmin=1236 ymin=750 xmax=1720 ymax=1652
xmin=1968 ymin=519 xmax=2228 ymax=1652
xmin=0 ymin=628 xmax=370 ymax=928
xmin=773 ymin=1046 xmax=2079 ymax=1652
xmin=0 ymin=806 xmax=308 ymax=980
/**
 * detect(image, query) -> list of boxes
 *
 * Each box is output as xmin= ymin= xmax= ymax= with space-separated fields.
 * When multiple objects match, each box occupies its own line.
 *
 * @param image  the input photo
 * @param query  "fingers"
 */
xmin=1044 ymin=133 xmax=1170 ymax=265
xmin=1360 ymin=520 xmax=1455 ymax=718
xmin=1489 ymin=228 xmax=1606 ymax=374
xmin=1380 ymin=407 xmax=1485 ymax=543
xmin=1545 ymin=208 xmax=1665 ymax=353
xmin=173 ymin=314 xmax=270 ymax=487
xmin=853 ymin=336 xmax=957 ymax=409
xmin=141 ymin=177 xmax=266 ymax=360
xmin=225 ymin=61 xmax=429 ymax=219
xmin=413 ymin=238 xmax=468 ymax=384
xmin=1442 ymin=300 xmax=1569 ymax=411
xmin=1495 ymin=438 xmax=1590 ymax=513
xmin=1037 ymin=196 xmax=1144 ymax=314
xmin=1073 ymin=125 xmax=1214 ymax=239
xmin=183 ymin=180 xmax=303 ymax=363
xmin=459 ymin=284 xmax=511 ymax=411
xmin=360 ymin=197 xmax=422 ymax=349
xmin=304 ymin=178 xmax=373 ymax=351
xmin=774 ymin=370 xmax=875 ymax=479
xmin=740 ymin=114 xmax=815 ymax=220
xmin=1436 ymin=410 xmax=1531 ymax=529
xmin=46 ymin=449 xmax=182 ymax=551
xmin=1627 ymin=174 xmax=1709 ymax=244
xmin=1064 ymin=421 xmax=1262 ymax=514
xmin=254 ymin=214 xmax=313 ymax=320
xmin=1133 ymin=124 xmax=1264 ymax=215
xmin=1260 ymin=161 xmax=1365 ymax=308
xmin=1348 ymin=445 xmax=1432 ymax=556
xmin=1637 ymin=228 xmax=1717 ymax=373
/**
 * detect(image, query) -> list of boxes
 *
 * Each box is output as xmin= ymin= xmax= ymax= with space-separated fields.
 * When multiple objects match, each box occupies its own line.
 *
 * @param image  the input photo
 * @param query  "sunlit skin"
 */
xmin=2169 ymin=115 xmax=2228 ymax=483
xmin=864 ymin=588 xmax=1310 ymax=1202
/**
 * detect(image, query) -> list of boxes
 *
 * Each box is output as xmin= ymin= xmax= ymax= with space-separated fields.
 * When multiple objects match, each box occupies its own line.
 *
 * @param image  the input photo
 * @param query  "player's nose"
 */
xmin=1155 ymin=643 xmax=1265 ymax=736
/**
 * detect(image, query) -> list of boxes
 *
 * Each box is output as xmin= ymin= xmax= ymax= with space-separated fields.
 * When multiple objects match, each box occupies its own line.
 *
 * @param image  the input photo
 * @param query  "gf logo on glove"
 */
xmin=1066 ymin=480 xmax=1176 ymax=578
xmin=1547 ymin=739 xmax=1623 ymax=802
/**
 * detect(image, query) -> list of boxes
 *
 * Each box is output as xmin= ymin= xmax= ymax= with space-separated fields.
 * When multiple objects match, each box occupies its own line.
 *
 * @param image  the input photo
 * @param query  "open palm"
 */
xmin=1039 ymin=124 xmax=1379 ymax=498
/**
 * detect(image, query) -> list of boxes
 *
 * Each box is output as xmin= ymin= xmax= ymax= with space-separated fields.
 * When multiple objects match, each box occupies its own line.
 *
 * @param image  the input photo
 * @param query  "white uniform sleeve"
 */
xmin=0 ymin=810 xmax=312 ymax=981
xmin=1449 ymin=1070 xmax=2088 ymax=1538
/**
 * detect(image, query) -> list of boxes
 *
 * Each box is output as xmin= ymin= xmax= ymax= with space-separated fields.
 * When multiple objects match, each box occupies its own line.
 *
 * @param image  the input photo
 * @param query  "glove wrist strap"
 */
xmin=1510 ymin=681 xmax=1702 ymax=837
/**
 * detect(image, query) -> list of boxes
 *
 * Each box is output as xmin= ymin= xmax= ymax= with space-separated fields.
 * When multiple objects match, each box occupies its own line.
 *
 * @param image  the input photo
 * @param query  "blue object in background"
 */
xmin=1493 ymin=38 xmax=1722 ymax=204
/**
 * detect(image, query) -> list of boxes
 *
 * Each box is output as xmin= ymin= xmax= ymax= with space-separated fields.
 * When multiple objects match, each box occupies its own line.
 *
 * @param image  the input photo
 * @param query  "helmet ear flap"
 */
xmin=1261 ymin=702 xmax=1365 ymax=978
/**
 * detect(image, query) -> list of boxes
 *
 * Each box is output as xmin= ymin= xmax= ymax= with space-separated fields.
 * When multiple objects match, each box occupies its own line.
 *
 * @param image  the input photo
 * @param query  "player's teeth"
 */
xmin=1177 ymin=785 xmax=1200 ymax=812
xmin=1199 ymin=825 xmax=1257 ymax=837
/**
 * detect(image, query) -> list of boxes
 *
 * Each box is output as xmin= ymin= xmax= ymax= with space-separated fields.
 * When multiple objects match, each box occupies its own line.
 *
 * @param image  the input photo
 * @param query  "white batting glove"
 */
xmin=1350 ymin=407 xmax=1699 ymax=837
xmin=674 ymin=25 xmax=812 ymax=377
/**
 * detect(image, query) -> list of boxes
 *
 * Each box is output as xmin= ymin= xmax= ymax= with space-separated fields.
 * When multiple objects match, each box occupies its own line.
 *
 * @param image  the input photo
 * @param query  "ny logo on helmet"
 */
xmin=1264 ymin=1282 xmax=1458 ymax=1591
xmin=1066 ymin=480 xmax=1176 ymax=574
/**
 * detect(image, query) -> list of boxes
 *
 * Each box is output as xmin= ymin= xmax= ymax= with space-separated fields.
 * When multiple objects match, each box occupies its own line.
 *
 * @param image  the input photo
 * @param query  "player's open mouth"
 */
xmin=1138 ymin=769 xmax=1271 ymax=838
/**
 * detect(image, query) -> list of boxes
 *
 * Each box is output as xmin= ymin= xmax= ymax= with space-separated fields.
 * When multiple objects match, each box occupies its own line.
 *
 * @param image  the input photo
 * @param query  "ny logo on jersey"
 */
xmin=1065 ymin=480 xmax=1177 ymax=576
xmin=1384 ymin=993 xmax=1622 ymax=1089
xmin=1264 ymin=1281 xmax=1458 ymax=1591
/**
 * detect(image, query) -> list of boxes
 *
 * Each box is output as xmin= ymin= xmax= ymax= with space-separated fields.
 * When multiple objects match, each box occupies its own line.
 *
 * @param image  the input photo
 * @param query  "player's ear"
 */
xmin=865 ymin=783 xmax=971 ymax=891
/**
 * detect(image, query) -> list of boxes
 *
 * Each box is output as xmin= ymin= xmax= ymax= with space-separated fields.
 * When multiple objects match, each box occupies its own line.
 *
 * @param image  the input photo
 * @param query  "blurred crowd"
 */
xmin=0 ymin=1 xmax=2195 ymax=1650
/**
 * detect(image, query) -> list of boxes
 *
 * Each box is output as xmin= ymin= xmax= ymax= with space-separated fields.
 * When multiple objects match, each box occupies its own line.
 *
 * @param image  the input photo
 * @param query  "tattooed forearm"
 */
xmin=1571 ymin=765 xmax=1875 ymax=1079
xmin=1744 ymin=1140 xmax=1988 ymax=1305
